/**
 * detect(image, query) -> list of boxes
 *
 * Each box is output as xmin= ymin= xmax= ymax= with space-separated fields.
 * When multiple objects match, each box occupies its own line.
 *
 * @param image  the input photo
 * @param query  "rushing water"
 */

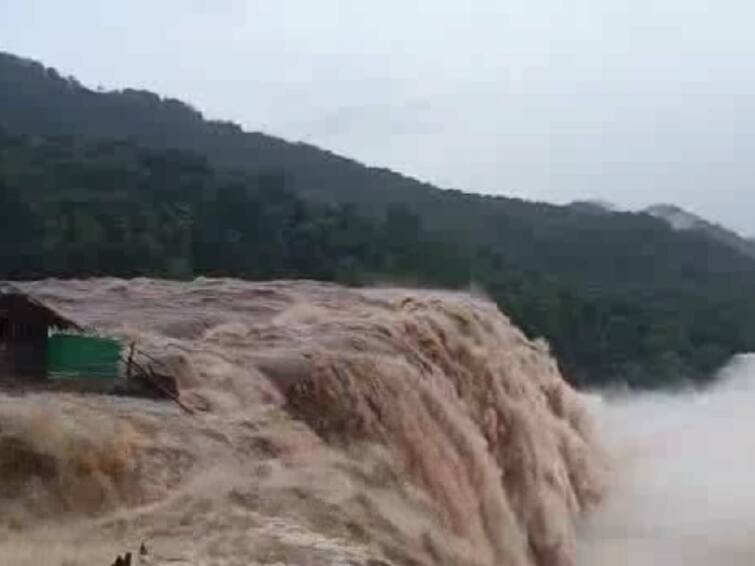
xmin=1 ymin=279 xmax=604 ymax=566
xmin=7 ymin=278 xmax=753 ymax=565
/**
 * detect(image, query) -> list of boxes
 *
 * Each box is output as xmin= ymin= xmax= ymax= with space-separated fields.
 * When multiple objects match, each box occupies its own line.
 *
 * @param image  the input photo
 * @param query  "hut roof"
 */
xmin=0 ymin=283 xmax=82 ymax=331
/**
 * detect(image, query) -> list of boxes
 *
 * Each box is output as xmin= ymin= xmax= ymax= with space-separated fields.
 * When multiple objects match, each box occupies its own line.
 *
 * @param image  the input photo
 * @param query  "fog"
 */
xmin=578 ymin=354 xmax=755 ymax=565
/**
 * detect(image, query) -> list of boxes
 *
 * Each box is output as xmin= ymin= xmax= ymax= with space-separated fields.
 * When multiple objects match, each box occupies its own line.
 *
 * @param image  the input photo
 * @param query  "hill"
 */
xmin=646 ymin=204 xmax=755 ymax=259
xmin=3 ymin=51 xmax=755 ymax=387
xmin=0 ymin=51 xmax=444 ymax=214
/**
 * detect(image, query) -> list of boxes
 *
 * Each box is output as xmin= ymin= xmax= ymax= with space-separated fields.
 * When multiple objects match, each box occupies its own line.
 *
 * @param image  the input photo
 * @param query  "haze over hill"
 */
xmin=645 ymin=204 xmax=755 ymax=259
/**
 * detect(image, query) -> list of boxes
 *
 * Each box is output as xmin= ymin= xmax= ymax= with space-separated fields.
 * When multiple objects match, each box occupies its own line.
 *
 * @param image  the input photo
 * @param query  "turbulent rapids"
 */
xmin=0 ymin=279 xmax=604 ymax=566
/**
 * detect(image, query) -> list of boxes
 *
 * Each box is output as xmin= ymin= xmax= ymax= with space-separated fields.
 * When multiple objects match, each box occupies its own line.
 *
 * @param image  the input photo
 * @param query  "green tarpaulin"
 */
xmin=46 ymin=334 xmax=121 ymax=379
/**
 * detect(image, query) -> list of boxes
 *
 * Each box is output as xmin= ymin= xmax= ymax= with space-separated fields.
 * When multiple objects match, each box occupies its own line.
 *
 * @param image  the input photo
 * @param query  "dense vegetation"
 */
xmin=0 ymin=132 xmax=469 ymax=286
xmin=3 ymin=51 xmax=755 ymax=388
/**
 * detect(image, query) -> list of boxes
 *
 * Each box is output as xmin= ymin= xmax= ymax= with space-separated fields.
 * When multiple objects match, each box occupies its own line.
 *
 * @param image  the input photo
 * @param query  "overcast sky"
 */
xmin=2 ymin=1 xmax=754 ymax=234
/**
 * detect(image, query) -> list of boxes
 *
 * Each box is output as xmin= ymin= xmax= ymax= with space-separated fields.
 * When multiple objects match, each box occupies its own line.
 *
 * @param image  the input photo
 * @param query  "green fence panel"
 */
xmin=47 ymin=334 xmax=121 ymax=379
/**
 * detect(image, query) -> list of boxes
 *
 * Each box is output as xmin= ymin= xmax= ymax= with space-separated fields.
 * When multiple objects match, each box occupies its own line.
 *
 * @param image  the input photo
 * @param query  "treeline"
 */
xmin=0 ymin=132 xmax=470 ymax=285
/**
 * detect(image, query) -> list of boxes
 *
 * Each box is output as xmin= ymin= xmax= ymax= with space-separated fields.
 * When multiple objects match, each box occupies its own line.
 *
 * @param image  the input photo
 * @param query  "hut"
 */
xmin=0 ymin=283 xmax=82 ymax=380
xmin=0 ymin=284 xmax=122 ymax=385
xmin=0 ymin=284 xmax=178 ymax=400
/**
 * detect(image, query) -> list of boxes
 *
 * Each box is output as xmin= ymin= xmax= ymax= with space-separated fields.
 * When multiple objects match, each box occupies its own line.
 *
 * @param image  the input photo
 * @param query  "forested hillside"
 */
xmin=0 ymin=51 xmax=442 ymax=213
xmin=0 ymin=132 xmax=469 ymax=285
xmin=3 ymin=51 xmax=755 ymax=388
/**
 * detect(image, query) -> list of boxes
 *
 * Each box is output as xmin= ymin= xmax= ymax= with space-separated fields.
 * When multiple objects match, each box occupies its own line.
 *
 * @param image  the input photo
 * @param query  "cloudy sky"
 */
xmin=2 ymin=1 xmax=754 ymax=234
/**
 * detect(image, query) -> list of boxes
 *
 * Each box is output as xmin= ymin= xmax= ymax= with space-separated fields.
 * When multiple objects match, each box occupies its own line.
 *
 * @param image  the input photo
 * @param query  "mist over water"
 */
xmin=578 ymin=354 xmax=755 ymax=565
